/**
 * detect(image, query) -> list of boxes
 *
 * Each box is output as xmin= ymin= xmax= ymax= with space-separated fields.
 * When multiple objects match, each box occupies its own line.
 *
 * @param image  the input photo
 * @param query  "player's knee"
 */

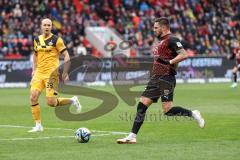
xmin=163 ymin=107 xmax=170 ymax=113
xmin=30 ymin=92 xmax=39 ymax=104
xmin=140 ymin=97 xmax=152 ymax=106
xmin=162 ymin=102 xmax=172 ymax=113
xmin=46 ymin=101 xmax=55 ymax=107
xmin=46 ymin=98 xmax=56 ymax=107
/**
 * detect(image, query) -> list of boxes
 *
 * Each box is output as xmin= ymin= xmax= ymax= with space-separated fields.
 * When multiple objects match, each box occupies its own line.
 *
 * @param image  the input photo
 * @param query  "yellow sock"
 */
xmin=56 ymin=97 xmax=72 ymax=106
xmin=31 ymin=103 xmax=41 ymax=123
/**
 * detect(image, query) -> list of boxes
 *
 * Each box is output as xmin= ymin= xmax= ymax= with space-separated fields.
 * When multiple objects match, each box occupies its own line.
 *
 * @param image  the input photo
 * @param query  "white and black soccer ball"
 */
xmin=75 ymin=127 xmax=91 ymax=143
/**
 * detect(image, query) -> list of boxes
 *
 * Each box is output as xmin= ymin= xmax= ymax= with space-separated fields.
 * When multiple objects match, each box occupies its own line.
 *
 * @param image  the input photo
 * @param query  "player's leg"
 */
xmin=161 ymin=75 xmax=191 ymax=116
xmin=161 ymin=90 xmax=192 ymax=117
xmin=46 ymin=96 xmax=81 ymax=112
xmin=162 ymin=93 xmax=205 ymax=128
xmin=117 ymin=76 xmax=162 ymax=144
xmin=45 ymin=78 xmax=81 ymax=112
xmin=231 ymin=66 xmax=238 ymax=88
xmin=162 ymin=102 xmax=192 ymax=117
xmin=28 ymin=79 xmax=44 ymax=133
xmin=131 ymin=96 xmax=153 ymax=134
xmin=117 ymin=75 xmax=172 ymax=144
xmin=161 ymin=75 xmax=204 ymax=127
xmin=117 ymin=96 xmax=153 ymax=144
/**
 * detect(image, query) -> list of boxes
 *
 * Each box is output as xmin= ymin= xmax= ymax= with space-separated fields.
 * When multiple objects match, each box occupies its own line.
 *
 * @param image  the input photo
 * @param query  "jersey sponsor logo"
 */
xmin=48 ymin=41 xmax=53 ymax=46
xmin=38 ymin=49 xmax=52 ymax=52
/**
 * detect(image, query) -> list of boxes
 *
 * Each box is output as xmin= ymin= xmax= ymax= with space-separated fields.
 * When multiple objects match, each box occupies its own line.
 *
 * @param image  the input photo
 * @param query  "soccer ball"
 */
xmin=75 ymin=127 xmax=91 ymax=143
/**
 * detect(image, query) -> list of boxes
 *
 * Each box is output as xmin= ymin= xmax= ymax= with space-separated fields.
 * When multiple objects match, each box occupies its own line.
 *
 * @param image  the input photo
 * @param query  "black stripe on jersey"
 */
xmin=34 ymin=36 xmax=40 ymax=45
xmin=60 ymin=48 xmax=67 ymax=54
xmin=45 ymin=34 xmax=58 ymax=47
xmin=31 ymin=103 xmax=39 ymax=107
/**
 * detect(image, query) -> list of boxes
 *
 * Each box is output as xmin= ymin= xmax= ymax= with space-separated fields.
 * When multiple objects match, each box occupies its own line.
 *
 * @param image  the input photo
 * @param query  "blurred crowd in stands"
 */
xmin=0 ymin=0 xmax=239 ymax=59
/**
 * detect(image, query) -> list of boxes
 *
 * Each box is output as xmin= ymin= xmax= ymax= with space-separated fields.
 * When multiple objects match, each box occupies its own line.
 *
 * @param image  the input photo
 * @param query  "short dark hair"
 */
xmin=154 ymin=17 xmax=170 ymax=28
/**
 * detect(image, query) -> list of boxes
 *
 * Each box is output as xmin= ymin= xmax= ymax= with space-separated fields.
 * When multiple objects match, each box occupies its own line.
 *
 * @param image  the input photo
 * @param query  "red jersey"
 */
xmin=151 ymin=33 xmax=184 ymax=76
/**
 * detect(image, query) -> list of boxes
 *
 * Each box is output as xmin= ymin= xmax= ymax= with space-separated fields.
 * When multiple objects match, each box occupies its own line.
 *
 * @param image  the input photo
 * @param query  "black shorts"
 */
xmin=141 ymin=75 xmax=176 ymax=103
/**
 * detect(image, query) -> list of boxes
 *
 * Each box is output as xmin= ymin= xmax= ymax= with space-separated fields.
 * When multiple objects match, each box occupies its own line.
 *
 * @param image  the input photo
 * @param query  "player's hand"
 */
xmin=62 ymin=72 xmax=69 ymax=83
xmin=156 ymin=57 xmax=170 ymax=65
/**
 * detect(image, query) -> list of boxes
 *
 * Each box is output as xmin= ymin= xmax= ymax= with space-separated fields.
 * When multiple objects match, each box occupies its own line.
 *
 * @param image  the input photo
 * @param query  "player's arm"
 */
xmin=32 ymin=39 xmax=38 ymax=76
xmin=169 ymin=48 xmax=188 ymax=64
xmin=156 ymin=37 xmax=188 ymax=65
xmin=61 ymin=50 xmax=71 ymax=83
xmin=56 ymin=37 xmax=71 ymax=83
xmin=32 ymin=53 xmax=37 ymax=76
xmin=156 ymin=49 xmax=188 ymax=65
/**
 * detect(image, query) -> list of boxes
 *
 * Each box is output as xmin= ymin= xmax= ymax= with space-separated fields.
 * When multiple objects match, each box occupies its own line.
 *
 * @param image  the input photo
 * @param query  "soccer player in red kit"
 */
xmin=117 ymin=17 xmax=205 ymax=144
xmin=230 ymin=46 xmax=240 ymax=88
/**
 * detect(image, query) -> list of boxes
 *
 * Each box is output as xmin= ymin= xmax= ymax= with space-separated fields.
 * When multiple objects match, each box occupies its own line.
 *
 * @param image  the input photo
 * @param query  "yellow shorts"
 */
xmin=30 ymin=73 xmax=59 ymax=97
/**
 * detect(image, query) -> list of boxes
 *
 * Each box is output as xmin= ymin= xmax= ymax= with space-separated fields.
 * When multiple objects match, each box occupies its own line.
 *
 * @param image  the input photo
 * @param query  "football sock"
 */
xmin=131 ymin=102 xmax=148 ymax=134
xmin=55 ymin=98 xmax=72 ymax=106
xmin=31 ymin=103 xmax=41 ymax=123
xmin=233 ymin=72 xmax=237 ymax=83
xmin=36 ymin=121 xmax=42 ymax=127
xmin=165 ymin=106 xmax=192 ymax=117
xmin=128 ymin=132 xmax=137 ymax=138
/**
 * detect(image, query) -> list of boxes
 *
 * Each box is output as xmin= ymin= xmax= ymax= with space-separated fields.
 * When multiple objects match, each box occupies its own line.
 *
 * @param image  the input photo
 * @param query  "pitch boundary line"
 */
xmin=0 ymin=124 xmax=128 ymax=141
xmin=0 ymin=124 xmax=128 ymax=134
xmin=0 ymin=134 xmax=111 ymax=141
xmin=0 ymin=125 xmax=128 ymax=134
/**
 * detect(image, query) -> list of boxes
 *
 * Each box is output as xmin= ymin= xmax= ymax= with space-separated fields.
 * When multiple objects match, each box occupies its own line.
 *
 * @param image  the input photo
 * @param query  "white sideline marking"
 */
xmin=0 ymin=136 xmax=73 ymax=141
xmin=0 ymin=124 xmax=128 ymax=141
xmin=0 ymin=125 xmax=128 ymax=134
xmin=0 ymin=134 xmax=111 ymax=141
xmin=0 ymin=125 xmax=74 ymax=131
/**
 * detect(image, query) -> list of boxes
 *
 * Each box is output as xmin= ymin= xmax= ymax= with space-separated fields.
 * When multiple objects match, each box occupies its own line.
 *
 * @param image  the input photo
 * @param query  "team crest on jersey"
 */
xmin=48 ymin=41 xmax=53 ymax=46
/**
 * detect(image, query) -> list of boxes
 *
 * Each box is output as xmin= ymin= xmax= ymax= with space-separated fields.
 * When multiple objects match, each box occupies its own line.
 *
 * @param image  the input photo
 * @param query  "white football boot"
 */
xmin=192 ymin=110 xmax=205 ymax=128
xmin=117 ymin=133 xmax=137 ymax=144
xmin=28 ymin=123 xmax=44 ymax=133
xmin=230 ymin=83 xmax=237 ymax=88
xmin=71 ymin=96 xmax=82 ymax=113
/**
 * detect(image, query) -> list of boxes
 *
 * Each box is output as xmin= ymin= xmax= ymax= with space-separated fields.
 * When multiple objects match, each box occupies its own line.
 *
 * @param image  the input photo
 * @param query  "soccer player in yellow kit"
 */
xmin=28 ymin=18 xmax=81 ymax=132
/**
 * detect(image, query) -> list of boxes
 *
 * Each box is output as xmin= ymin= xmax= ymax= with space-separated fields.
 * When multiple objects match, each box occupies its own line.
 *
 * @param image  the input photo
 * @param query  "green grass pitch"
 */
xmin=0 ymin=83 xmax=239 ymax=160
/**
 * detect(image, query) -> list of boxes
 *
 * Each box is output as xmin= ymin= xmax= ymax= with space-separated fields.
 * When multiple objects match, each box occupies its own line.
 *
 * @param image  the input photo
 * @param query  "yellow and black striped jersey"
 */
xmin=33 ymin=33 xmax=66 ymax=76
